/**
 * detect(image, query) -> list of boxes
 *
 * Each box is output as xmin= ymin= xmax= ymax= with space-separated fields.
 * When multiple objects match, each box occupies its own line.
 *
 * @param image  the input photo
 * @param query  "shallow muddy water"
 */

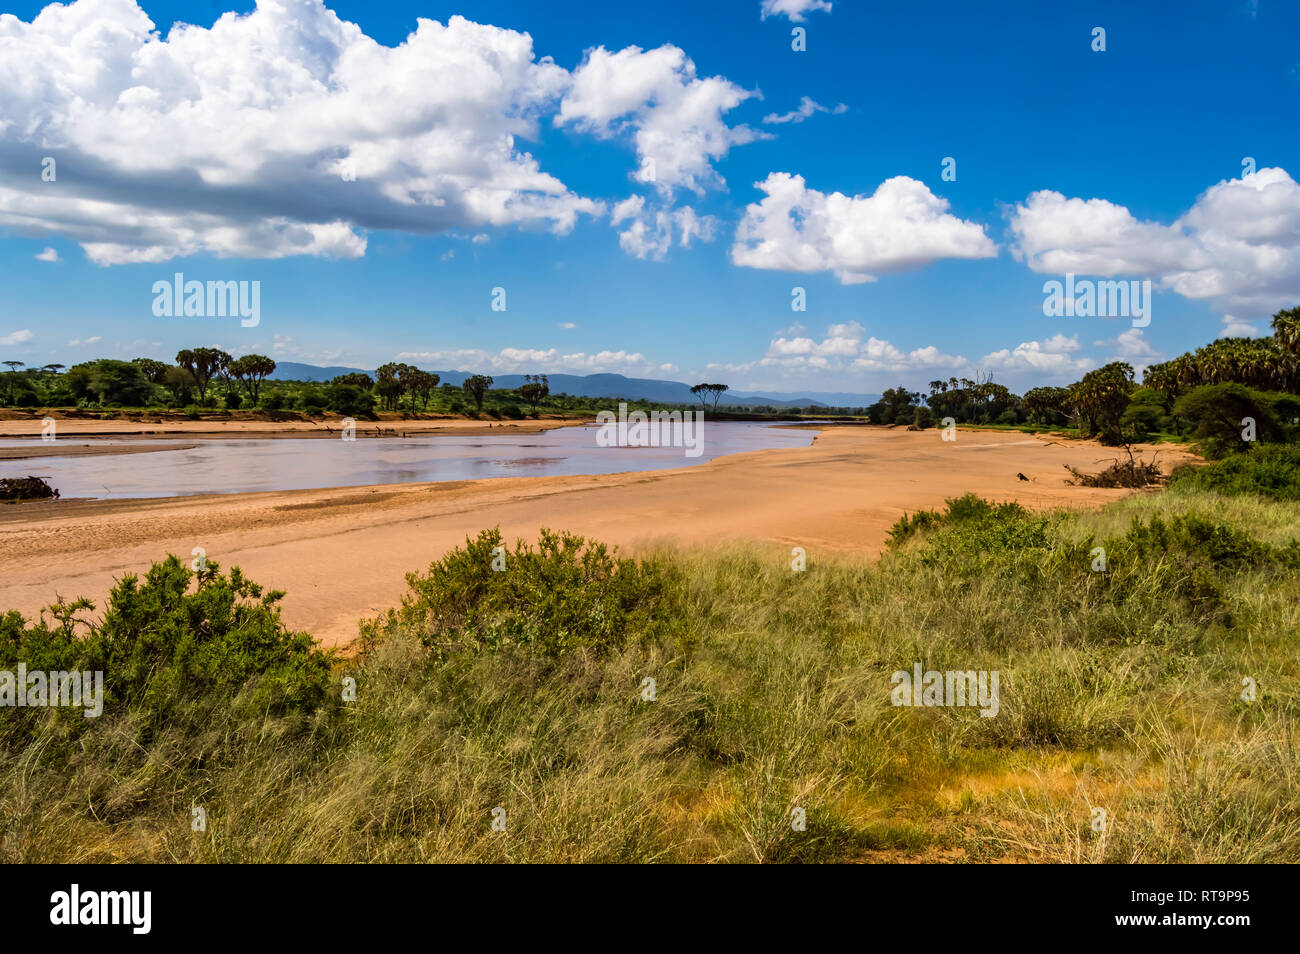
xmin=0 ymin=421 xmax=814 ymax=499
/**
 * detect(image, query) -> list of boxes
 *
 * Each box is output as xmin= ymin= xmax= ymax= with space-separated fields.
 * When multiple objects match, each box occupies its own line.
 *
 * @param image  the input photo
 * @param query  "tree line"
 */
xmin=0 ymin=349 xmax=562 ymax=420
xmin=865 ymin=306 xmax=1300 ymax=458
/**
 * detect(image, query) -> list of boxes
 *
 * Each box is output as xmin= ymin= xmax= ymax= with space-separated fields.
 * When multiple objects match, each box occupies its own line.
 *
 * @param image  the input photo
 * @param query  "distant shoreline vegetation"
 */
xmin=4 ymin=306 xmax=1300 ymax=459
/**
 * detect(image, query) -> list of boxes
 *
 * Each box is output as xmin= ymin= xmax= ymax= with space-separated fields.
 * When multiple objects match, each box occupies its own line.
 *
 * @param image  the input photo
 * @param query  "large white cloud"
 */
xmin=0 ymin=0 xmax=611 ymax=264
xmin=731 ymin=173 xmax=997 ymax=283
xmin=557 ymin=44 xmax=766 ymax=196
xmin=1008 ymin=168 xmax=1300 ymax=316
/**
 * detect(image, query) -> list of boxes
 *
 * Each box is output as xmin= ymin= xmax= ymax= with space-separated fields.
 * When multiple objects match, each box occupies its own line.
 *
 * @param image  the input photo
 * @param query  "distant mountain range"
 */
xmin=268 ymin=362 xmax=880 ymax=408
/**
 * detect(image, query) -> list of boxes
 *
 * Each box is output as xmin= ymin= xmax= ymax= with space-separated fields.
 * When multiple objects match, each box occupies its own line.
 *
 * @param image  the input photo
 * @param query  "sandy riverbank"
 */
xmin=0 ymin=426 xmax=1192 ymax=648
xmin=0 ymin=442 xmax=202 ymax=460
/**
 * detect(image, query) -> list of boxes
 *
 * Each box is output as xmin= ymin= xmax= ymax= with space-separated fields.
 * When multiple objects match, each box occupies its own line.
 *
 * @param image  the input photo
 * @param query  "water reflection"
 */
xmin=1 ymin=422 xmax=813 ymax=499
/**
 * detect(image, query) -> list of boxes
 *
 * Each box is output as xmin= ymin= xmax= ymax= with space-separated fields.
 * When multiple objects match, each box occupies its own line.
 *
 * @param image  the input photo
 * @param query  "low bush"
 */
xmin=0 ymin=556 xmax=332 ymax=745
xmin=1168 ymin=443 xmax=1300 ymax=501
xmin=361 ymin=528 xmax=689 ymax=659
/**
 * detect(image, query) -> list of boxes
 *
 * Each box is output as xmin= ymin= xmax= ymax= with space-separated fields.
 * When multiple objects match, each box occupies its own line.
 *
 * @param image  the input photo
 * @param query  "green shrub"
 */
xmin=1086 ymin=512 xmax=1298 ymax=629
xmin=1172 ymin=383 xmax=1300 ymax=458
xmin=1120 ymin=386 xmax=1171 ymax=442
xmin=1168 ymin=443 xmax=1300 ymax=501
xmin=886 ymin=493 xmax=1046 ymax=555
xmin=326 ymin=382 xmax=375 ymax=417
xmin=0 ymin=557 xmax=332 ymax=743
xmin=362 ymin=528 xmax=688 ymax=659
xmin=297 ymin=386 xmax=326 ymax=414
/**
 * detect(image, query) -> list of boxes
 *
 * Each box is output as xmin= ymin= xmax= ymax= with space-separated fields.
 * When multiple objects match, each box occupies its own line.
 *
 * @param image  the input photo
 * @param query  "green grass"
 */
xmin=2 ymin=484 xmax=1299 ymax=863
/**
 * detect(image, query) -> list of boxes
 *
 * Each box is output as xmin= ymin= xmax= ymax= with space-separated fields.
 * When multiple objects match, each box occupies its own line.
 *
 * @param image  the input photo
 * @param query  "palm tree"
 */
xmin=1272 ymin=307 xmax=1300 ymax=357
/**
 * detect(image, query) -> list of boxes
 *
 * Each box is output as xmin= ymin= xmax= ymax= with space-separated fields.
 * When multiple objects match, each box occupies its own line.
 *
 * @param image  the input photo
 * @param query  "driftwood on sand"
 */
xmin=0 ymin=475 xmax=60 ymax=501
xmin=1064 ymin=447 xmax=1164 ymax=489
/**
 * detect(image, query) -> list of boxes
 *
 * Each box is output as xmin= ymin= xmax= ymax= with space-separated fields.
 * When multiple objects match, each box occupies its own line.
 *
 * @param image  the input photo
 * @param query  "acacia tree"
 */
xmin=36 ymin=363 xmax=65 ymax=402
xmin=2 ymin=360 xmax=24 ymax=404
xmin=163 ymin=365 xmax=197 ymax=404
xmin=411 ymin=370 xmax=440 ymax=411
xmin=1022 ymin=386 xmax=1070 ymax=425
xmin=175 ymin=348 xmax=231 ymax=404
xmin=131 ymin=358 xmax=169 ymax=384
xmin=374 ymin=363 xmax=404 ymax=411
xmin=229 ymin=354 xmax=277 ymax=403
xmin=691 ymin=383 xmax=729 ymax=408
xmin=396 ymin=363 xmax=424 ymax=414
xmin=332 ymin=372 xmax=374 ymax=389
xmin=519 ymin=373 xmax=549 ymax=413
xmin=868 ymin=386 xmax=921 ymax=425
xmin=1173 ymin=383 xmax=1298 ymax=457
xmin=462 ymin=374 xmax=493 ymax=413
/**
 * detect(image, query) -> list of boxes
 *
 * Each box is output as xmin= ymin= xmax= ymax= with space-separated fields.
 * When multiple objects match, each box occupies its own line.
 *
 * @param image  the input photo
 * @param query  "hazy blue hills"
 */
xmin=268 ymin=362 xmax=879 ymax=408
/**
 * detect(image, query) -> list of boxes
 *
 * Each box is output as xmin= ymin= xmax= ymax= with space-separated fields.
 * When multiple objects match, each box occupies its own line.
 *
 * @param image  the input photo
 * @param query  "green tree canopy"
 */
xmin=462 ymin=374 xmax=493 ymax=412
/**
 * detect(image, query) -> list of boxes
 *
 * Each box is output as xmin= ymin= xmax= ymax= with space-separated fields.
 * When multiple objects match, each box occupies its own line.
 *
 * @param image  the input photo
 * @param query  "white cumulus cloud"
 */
xmin=0 ymin=1 xmax=610 ymax=265
xmin=757 ymin=320 xmax=966 ymax=374
xmin=613 ymin=199 xmax=717 ymax=261
xmin=980 ymin=334 xmax=1095 ymax=375
xmin=731 ymin=173 xmax=997 ymax=283
xmin=557 ymin=44 xmax=766 ymax=196
xmin=1008 ymin=167 xmax=1300 ymax=317
xmin=1220 ymin=314 xmax=1259 ymax=337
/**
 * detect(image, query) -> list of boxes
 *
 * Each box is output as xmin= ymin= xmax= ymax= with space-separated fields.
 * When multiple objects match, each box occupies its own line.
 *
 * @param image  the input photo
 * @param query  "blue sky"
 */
xmin=0 ymin=0 xmax=1296 ymax=394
